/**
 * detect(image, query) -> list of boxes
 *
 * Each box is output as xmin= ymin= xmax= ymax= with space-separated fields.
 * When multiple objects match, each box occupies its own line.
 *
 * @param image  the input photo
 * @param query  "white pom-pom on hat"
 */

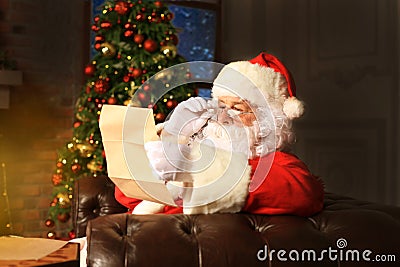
xmin=283 ymin=96 xmax=305 ymax=119
xmin=212 ymin=52 xmax=305 ymax=120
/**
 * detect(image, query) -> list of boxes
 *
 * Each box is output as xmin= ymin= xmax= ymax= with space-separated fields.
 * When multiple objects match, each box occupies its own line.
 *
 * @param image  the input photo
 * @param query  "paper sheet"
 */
xmin=0 ymin=236 xmax=67 ymax=260
xmin=99 ymin=105 xmax=177 ymax=206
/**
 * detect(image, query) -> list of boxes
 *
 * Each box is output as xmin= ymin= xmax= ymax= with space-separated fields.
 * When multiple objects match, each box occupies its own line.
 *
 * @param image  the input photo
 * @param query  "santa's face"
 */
xmin=197 ymin=96 xmax=260 ymax=158
xmin=217 ymin=96 xmax=256 ymax=127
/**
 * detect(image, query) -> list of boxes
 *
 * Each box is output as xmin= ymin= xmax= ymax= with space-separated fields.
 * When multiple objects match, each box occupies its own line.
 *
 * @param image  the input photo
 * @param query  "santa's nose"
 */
xmin=217 ymin=109 xmax=234 ymax=125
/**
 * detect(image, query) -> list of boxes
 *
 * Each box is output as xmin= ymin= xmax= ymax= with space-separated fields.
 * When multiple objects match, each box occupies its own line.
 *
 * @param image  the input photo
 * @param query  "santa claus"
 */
xmin=115 ymin=52 xmax=324 ymax=216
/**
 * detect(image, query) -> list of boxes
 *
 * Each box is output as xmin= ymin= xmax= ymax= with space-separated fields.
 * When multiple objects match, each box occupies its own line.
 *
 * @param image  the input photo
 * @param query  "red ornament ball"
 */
xmin=57 ymin=213 xmax=70 ymax=223
xmin=155 ymin=112 xmax=166 ymax=122
xmin=114 ymin=1 xmax=130 ymax=15
xmin=108 ymin=97 xmax=118 ymax=105
xmin=166 ymin=12 xmax=174 ymax=21
xmin=71 ymin=163 xmax=82 ymax=174
xmin=52 ymin=174 xmax=63 ymax=186
xmin=94 ymin=42 xmax=102 ymax=50
xmin=136 ymin=13 xmax=145 ymax=21
xmin=143 ymin=84 xmax=151 ymax=91
xmin=170 ymin=34 xmax=179 ymax=45
xmin=137 ymin=92 xmax=147 ymax=101
xmin=124 ymin=30 xmax=134 ymax=37
xmin=166 ymin=99 xmax=178 ymax=109
xmin=133 ymin=34 xmax=144 ymax=44
xmin=50 ymin=198 xmax=58 ymax=207
xmin=94 ymin=16 xmax=100 ymax=23
xmin=95 ymin=35 xmax=105 ymax=42
xmin=123 ymin=75 xmax=130 ymax=83
xmin=45 ymin=219 xmax=55 ymax=228
xmin=68 ymin=230 xmax=76 ymax=239
xmin=143 ymin=39 xmax=158 ymax=52
xmin=100 ymin=21 xmax=112 ymax=29
xmin=94 ymin=79 xmax=109 ymax=94
xmin=132 ymin=68 xmax=142 ymax=78
xmin=84 ymin=64 xmax=96 ymax=76
xmin=73 ymin=121 xmax=82 ymax=128
xmin=154 ymin=1 xmax=163 ymax=8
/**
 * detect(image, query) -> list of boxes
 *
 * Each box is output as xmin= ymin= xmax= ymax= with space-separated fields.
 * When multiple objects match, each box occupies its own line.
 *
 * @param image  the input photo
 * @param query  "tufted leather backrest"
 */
xmin=86 ymin=199 xmax=400 ymax=267
xmin=73 ymin=175 xmax=128 ymax=237
xmin=74 ymin=176 xmax=400 ymax=266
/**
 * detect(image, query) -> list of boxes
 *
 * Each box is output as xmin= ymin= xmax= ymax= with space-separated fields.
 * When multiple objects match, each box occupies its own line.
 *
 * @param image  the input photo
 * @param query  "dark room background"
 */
xmin=0 ymin=0 xmax=398 ymax=237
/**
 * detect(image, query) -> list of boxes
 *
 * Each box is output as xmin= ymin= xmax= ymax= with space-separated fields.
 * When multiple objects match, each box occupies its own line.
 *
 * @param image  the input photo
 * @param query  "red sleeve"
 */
xmin=114 ymin=186 xmax=142 ymax=212
xmin=242 ymin=152 xmax=324 ymax=217
xmin=115 ymin=186 xmax=183 ymax=214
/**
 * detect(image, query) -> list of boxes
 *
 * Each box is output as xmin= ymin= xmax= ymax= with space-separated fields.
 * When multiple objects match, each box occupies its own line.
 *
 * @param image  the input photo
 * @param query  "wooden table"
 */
xmin=0 ymin=242 xmax=79 ymax=267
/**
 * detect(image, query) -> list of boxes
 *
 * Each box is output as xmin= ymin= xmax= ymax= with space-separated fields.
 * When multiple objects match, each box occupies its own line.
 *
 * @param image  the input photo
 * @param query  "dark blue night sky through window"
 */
xmin=168 ymin=5 xmax=216 ymax=62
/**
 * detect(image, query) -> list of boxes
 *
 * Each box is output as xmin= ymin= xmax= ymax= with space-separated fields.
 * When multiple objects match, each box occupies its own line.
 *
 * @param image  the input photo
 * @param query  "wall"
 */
xmin=221 ymin=0 xmax=399 ymax=205
xmin=0 ymin=0 xmax=88 ymax=237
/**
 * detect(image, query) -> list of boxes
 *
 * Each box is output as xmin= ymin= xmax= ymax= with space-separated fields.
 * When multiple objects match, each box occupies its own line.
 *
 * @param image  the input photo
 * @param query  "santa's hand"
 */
xmin=144 ymin=140 xmax=190 ymax=181
xmin=163 ymin=97 xmax=217 ymax=137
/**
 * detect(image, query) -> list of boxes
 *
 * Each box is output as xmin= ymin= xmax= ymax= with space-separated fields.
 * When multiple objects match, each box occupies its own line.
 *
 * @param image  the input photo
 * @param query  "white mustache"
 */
xmin=199 ymin=121 xmax=259 ymax=158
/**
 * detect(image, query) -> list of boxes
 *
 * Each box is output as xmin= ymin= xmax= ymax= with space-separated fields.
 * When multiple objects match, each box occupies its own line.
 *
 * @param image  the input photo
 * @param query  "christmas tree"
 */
xmin=46 ymin=0 xmax=196 ymax=238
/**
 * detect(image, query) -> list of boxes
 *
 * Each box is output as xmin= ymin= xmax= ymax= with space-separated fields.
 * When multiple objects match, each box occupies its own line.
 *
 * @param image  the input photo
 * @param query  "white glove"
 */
xmin=144 ymin=140 xmax=190 ymax=181
xmin=163 ymin=97 xmax=217 ymax=137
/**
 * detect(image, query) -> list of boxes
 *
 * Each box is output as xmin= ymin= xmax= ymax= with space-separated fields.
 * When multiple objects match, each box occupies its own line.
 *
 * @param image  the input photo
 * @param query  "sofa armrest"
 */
xmin=73 ymin=175 xmax=128 ymax=237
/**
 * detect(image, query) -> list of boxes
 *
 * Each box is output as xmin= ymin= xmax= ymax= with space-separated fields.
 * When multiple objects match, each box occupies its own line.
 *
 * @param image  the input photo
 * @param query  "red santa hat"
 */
xmin=212 ymin=52 xmax=304 ymax=119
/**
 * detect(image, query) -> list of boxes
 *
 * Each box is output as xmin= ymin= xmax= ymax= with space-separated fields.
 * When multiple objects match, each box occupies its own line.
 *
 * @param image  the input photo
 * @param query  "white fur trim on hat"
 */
xmin=212 ymin=61 xmax=305 ymax=119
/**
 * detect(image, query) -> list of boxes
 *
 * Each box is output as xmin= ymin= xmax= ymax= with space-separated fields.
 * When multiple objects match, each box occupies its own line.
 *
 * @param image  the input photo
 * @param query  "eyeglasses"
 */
xmin=217 ymin=104 xmax=253 ymax=117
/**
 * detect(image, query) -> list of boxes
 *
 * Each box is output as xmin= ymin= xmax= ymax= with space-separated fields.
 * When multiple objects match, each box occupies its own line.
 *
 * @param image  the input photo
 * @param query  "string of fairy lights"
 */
xmin=0 ymin=133 xmax=13 ymax=235
xmin=1 ymin=162 xmax=13 ymax=234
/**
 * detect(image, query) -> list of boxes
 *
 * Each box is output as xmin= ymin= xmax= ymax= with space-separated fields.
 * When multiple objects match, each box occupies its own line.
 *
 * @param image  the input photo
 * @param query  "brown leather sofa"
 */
xmin=73 ymin=175 xmax=400 ymax=267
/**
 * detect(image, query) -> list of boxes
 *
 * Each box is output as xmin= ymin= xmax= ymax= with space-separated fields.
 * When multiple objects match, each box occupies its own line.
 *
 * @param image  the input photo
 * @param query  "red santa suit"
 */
xmin=115 ymin=151 xmax=324 ymax=217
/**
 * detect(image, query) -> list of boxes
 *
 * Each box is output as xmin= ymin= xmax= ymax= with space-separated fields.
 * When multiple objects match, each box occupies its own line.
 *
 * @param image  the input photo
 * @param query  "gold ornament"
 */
xmin=87 ymin=160 xmax=102 ymax=172
xmin=76 ymin=143 xmax=95 ymax=157
xmin=100 ymin=42 xmax=116 ymax=57
xmin=161 ymin=45 xmax=177 ymax=58
xmin=152 ymin=54 xmax=164 ymax=63
xmin=75 ymin=112 xmax=90 ymax=122
xmin=56 ymin=192 xmax=71 ymax=209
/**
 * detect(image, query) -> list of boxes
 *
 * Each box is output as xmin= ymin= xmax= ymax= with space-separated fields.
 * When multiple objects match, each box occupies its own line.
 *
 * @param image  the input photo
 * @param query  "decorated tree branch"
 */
xmin=45 ymin=0 xmax=196 ymax=239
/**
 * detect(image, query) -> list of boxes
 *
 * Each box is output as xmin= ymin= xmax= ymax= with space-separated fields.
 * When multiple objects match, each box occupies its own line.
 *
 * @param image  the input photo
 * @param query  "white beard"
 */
xmin=180 ymin=121 xmax=255 ymax=214
xmin=197 ymin=121 xmax=259 ymax=159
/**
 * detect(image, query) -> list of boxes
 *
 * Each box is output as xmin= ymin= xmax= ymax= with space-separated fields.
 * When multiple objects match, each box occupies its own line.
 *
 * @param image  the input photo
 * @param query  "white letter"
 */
xmin=345 ymin=250 xmax=360 ymax=261
xmin=362 ymin=250 xmax=371 ymax=261
xmin=302 ymin=250 xmax=316 ymax=261
xmin=289 ymin=250 xmax=299 ymax=261
xmin=269 ymin=249 xmax=275 ymax=261
xmin=277 ymin=250 xmax=287 ymax=261
xmin=318 ymin=250 xmax=327 ymax=261
xmin=328 ymin=247 xmax=337 ymax=261
xmin=257 ymin=245 xmax=268 ymax=261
